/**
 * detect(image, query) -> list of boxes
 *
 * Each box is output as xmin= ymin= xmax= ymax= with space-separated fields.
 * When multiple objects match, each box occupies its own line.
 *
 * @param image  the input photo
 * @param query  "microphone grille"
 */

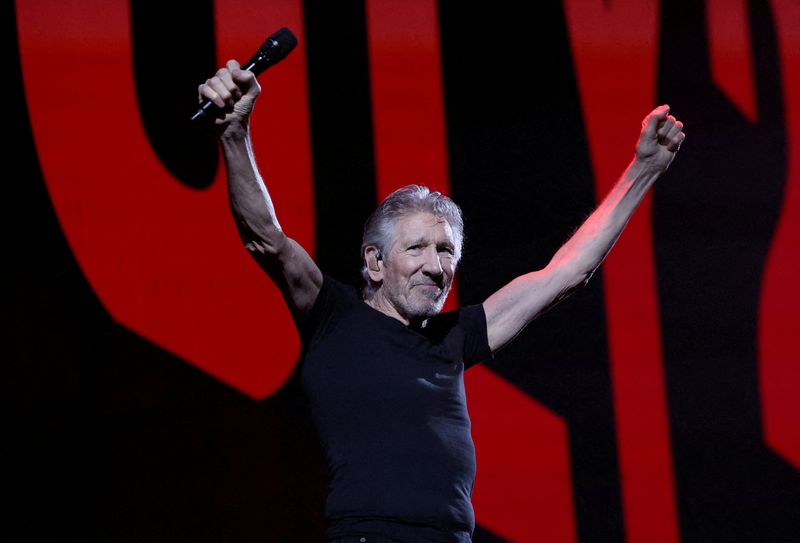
xmin=265 ymin=27 xmax=298 ymax=58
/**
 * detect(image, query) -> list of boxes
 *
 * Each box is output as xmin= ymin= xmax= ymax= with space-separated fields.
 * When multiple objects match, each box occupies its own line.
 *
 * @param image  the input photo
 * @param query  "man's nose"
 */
xmin=421 ymin=246 xmax=444 ymax=276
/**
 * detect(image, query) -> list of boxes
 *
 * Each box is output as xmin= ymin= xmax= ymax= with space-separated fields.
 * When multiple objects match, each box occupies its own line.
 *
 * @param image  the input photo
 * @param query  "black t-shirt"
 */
xmin=298 ymin=275 xmax=493 ymax=543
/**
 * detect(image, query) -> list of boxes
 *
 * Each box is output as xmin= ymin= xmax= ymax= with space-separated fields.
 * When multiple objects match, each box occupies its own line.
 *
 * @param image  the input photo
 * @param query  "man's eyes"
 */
xmin=406 ymin=244 xmax=454 ymax=255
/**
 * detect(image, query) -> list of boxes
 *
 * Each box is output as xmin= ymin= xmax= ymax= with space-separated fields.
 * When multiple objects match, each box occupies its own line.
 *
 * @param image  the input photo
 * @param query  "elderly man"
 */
xmin=199 ymin=60 xmax=685 ymax=543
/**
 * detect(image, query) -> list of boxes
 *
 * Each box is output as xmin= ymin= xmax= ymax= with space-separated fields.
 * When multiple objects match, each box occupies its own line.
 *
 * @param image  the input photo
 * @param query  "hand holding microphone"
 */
xmin=194 ymin=27 xmax=297 ymax=124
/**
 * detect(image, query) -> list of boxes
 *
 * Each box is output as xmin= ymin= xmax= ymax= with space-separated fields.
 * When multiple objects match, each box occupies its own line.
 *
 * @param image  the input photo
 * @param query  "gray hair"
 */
xmin=360 ymin=185 xmax=464 ymax=298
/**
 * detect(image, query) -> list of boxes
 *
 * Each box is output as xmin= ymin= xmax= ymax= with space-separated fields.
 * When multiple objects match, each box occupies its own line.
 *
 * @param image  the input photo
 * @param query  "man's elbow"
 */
xmin=547 ymin=263 xmax=595 ymax=292
xmin=577 ymin=268 xmax=596 ymax=289
xmin=242 ymin=227 xmax=287 ymax=259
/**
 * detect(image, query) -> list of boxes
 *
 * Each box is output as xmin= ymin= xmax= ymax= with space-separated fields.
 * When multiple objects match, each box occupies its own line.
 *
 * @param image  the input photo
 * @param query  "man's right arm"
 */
xmin=200 ymin=60 xmax=322 ymax=318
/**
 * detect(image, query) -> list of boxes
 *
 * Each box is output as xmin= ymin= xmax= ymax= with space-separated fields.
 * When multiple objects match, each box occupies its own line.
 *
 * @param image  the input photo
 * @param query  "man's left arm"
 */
xmin=483 ymin=105 xmax=685 ymax=352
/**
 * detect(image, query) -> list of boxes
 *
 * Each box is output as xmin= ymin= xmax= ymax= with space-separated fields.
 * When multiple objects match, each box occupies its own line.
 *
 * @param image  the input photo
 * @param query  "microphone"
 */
xmin=191 ymin=27 xmax=298 ymax=122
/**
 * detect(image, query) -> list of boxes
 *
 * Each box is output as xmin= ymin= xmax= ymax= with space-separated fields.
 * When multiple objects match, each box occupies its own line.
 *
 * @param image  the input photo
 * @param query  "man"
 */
xmin=199 ymin=60 xmax=685 ymax=542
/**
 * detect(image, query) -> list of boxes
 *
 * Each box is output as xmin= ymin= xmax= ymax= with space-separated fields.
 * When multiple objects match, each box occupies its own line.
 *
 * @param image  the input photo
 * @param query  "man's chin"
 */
xmin=419 ymin=293 xmax=448 ymax=318
xmin=403 ymin=285 xmax=451 ymax=320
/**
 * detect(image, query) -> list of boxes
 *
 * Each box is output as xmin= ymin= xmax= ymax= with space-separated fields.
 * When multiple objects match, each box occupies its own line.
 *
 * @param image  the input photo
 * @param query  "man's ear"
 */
xmin=364 ymin=246 xmax=384 ymax=281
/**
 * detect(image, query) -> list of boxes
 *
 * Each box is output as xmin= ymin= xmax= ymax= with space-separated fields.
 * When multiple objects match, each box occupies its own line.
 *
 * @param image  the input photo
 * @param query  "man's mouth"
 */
xmin=414 ymin=282 xmax=442 ymax=290
xmin=413 ymin=282 xmax=446 ymax=301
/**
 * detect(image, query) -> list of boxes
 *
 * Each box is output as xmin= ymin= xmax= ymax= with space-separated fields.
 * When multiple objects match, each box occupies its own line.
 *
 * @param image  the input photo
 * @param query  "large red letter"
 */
xmin=563 ymin=1 xmax=680 ymax=542
xmin=16 ymin=0 xmax=313 ymax=399
xmin=760 ymin=0 xmax=800 ymax=471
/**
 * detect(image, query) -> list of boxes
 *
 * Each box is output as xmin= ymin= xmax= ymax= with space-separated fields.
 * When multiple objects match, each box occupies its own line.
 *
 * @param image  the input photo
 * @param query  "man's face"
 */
xmin=379 ymin=212 xmax=457 ymax=322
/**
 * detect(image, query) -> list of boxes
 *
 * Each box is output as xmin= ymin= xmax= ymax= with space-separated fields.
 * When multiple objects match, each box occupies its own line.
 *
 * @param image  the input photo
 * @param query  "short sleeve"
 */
xmin=295 ymin=274 xmax=358 ymax=350
xmin=459 ymin=304 xmax=494 ymax=370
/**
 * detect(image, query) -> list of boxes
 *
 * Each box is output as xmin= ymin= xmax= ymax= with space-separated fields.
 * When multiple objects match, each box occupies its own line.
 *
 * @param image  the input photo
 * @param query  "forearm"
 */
xmin=219 ymin=123 xmax=285 ymax=253
xmin=547 ymin=158 xmax=661 ymax=283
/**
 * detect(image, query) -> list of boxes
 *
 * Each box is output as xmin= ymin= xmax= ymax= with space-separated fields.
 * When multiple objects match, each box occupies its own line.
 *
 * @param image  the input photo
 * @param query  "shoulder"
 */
xmin=422 ymin=304 xmax=487 ymax=346
xmin=426 ymin=304 xmax=492 ymax=369
xmin=295 ymin=273 xmax=360 ymax=341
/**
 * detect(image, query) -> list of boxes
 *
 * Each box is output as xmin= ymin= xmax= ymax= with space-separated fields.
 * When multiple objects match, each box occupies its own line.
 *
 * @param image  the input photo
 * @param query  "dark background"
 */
xmin=7 ymin=0 xmax=800 ymax=541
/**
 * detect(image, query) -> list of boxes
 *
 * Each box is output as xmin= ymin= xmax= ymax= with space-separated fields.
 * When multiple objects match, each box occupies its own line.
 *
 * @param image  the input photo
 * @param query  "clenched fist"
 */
xmin=197 ymin=59 xmax=261 ymax=132
xmin=635 ymin=104 xmax=686 ymax=173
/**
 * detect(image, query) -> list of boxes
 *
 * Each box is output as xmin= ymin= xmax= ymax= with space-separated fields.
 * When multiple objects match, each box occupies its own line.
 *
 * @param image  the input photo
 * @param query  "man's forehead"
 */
xmin=394 ymin=212 xmax=454 ymax=240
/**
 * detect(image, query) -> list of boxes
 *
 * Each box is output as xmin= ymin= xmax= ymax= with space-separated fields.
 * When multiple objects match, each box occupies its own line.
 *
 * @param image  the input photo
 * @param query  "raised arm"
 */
xmin=483 ymin=105 xmax=685 ymax=352
xmin=199 ymin=60 xmax=322 ymax=318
